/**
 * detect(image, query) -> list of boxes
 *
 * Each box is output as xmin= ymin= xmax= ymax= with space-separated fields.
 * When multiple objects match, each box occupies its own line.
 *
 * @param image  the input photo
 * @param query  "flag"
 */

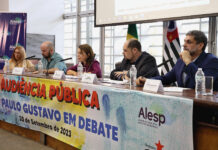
xmin=162 ymin=21 xmax=181 ymax=75
xmin=126 ymin=24 xmax=138 ymax=40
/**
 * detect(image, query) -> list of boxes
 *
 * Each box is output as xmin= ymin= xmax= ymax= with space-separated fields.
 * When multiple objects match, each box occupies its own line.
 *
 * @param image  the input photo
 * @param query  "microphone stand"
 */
xmin=45 ymin=62 xmax=50 ymax=77
xmin=46 ymin=69 xmax=49 ymax=76
xmin=25 ymin=55 xmax=36 ymax=60
xmin=60 ymin=57 xmax=72 ymax=62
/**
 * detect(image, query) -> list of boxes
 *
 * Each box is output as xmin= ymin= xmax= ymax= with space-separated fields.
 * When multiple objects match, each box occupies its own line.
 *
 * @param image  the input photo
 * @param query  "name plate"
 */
xmin=81 ymin=73 xmax=97 ymax=84
xmin=12 ymin=67 xmax=24 ymax=75
xmin=143 ymin=79 xmax=163 ymax=93
xmin=53 ymin=70 xmax=65 ymax=80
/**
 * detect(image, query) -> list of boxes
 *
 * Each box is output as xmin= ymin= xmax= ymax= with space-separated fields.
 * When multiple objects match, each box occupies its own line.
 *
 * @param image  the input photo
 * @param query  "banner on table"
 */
xmin=0 ymin=74 xmax=193 ymax=150
xmin=0 ymin=13 xmax=27 ymax=69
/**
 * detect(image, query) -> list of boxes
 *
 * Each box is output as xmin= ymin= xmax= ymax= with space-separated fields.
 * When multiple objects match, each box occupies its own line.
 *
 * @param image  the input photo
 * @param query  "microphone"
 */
xmin=31 ymin=58 xmax=41 ymax=60
xmin=25 ymin=55 xmax=35 ymax=60
xmin=60 ymin=57 xmax=72 ymax=62
xmin=157 ymin=58 xmax=173 ymax=68
xmin=141 ymin=58 xmax=173 ymax=77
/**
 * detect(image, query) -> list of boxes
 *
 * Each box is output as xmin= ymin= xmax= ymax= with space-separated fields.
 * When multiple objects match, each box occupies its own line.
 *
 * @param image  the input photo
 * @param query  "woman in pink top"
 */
xmin=66 ymin=44 xmax=102 ymax=78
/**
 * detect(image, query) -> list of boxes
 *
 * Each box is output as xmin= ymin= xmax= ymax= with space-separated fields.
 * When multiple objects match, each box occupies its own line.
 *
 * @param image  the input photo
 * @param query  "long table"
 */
xmin=0 ymin=72 xmax=217 ymax=150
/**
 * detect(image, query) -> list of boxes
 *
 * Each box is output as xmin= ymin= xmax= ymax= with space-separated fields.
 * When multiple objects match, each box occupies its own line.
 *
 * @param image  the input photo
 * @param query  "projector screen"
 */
xmin=95 ymin=0 xmax=218 ymax=26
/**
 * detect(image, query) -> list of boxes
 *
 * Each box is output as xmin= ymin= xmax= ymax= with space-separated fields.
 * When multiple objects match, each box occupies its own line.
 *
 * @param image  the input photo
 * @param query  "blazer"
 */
xmin=110 ymin=51 xmax=159 ymax=80
xmin=153 ymin=51 xmax=218 ymax=91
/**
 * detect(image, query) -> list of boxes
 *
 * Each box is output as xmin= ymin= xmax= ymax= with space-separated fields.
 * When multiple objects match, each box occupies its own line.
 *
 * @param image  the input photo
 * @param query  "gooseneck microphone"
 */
xmin=157 ymin=58 xmax=173 ymax=68
xmin=60 ymin=57 xmax=72 ymax=62
xmin=25 ymin=55 xmax=35 ymax=60
xmin=143 ymin=58 xmax=174 ymax=77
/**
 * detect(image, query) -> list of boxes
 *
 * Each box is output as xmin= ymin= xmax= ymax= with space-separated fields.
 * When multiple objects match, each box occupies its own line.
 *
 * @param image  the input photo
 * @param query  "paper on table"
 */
xmin=65 ymin=75 xmax=80 ymax=80
xmin=101 ymin=78 xmax=128 ymax=84
xmin=164 ymin=87 xmax=189 ymax=92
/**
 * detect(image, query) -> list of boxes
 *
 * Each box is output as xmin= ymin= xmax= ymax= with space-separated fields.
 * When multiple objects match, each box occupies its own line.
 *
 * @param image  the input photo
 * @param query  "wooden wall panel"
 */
xmin=46 ymin=135 xmax=79 ymax=150
xmin=0 ymin=120 xmax=41 ymax=142
xmin=194 ymin=122 xmax=218 ymax=150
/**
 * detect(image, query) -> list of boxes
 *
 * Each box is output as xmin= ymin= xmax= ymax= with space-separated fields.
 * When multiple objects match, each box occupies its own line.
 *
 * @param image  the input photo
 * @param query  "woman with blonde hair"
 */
xmin=67 ymin=44 xmax=102 ymax=78
xmin=3 ymin=46 xmax=34 ymax=72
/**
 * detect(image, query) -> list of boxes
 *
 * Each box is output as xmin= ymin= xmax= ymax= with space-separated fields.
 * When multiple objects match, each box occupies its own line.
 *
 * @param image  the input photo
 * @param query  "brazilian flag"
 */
xmin=126 ymin=24 xmax=138 ymax=40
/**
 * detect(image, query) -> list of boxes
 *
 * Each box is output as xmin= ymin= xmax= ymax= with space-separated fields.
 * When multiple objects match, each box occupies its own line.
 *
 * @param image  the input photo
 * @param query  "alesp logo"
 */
xmin=144 ymin=140 xmax=165 ymax=150
xmin=138 ymin=107 xmax=165 ymax=126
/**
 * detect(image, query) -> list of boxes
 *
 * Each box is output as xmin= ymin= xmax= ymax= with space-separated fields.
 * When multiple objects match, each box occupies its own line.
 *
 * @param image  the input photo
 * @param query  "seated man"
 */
xmin=39 ymin=41 xmax=67 ymax=74
xmin=110 ymin=39 xmax=159 ymax=80
xmin=136 ymin=30 xmax=218 ymax=91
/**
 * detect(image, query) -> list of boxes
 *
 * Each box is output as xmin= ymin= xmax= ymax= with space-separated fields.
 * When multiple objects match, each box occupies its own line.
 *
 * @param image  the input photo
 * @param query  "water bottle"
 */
xmin=129 ymin=65 xmax=137 ymax=87
xmin=38 ymin=60 xmax=43 ymax=75
xmin=4 ymin=59 xmax=10 ymax=73
xmin=77 ymin=62 xmax=83 ymax=77
xmin=195 ymin=68 xmax=205 ymax=95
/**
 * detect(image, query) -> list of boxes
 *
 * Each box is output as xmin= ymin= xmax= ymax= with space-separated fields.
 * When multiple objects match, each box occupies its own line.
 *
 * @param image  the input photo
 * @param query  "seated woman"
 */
xmin=3 ymin=46 xmax=34 ymax=72
xmin=67 ymin=44 xmax=102 ymax=78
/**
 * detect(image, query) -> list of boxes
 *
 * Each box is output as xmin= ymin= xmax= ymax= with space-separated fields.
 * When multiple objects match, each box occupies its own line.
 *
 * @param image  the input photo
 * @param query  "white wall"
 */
xmin=9 ymin=0 xmax=64 ymax=55
xmin=0 ymin=0 xmax=9 ymax=11
xmin=0 ymin=0 xmax=9 ymax=12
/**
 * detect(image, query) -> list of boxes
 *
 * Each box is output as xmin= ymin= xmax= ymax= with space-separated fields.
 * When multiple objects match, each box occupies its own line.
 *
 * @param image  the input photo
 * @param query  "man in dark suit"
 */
xmin=110 ymin=39 xmax=159 ymax=80
xmin=136 ymin=30 xmax=218 ymax=91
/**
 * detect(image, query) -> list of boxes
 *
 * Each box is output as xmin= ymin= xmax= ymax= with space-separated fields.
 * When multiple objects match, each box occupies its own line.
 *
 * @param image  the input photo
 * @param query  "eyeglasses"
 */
xmin=14 ymin=52 xmax=21 ymax=55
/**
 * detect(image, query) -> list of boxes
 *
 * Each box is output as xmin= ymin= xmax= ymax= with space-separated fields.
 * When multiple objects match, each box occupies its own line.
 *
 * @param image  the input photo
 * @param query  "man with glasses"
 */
xmin=136 ymin=30 xmax=218 ymax=91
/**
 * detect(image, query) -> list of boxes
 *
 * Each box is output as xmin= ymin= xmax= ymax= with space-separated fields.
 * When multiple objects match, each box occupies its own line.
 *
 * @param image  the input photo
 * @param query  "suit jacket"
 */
xmin=153 ymin=51 xmax=218 ymax=91
xmin=110 ymin=52 xmax=159 ymax=80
